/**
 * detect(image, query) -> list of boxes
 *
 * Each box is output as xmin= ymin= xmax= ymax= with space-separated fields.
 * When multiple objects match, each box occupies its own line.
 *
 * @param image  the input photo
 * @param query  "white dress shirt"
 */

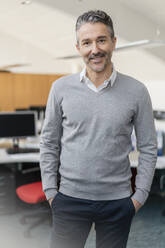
xmin=80 ymin=65 xmax=117 ymax=92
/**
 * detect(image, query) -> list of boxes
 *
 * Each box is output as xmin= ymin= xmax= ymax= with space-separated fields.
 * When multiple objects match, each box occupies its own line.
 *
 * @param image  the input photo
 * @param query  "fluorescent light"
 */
xmin=116 ymin=40 xmax=165 ymax=51
xmin=21 ymin=0 xmax=32 ymax=5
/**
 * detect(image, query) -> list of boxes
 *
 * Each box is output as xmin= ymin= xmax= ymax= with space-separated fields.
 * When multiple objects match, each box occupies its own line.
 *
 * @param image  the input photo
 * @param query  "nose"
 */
xmin=91 ymin=42 xmax=100 ymax=54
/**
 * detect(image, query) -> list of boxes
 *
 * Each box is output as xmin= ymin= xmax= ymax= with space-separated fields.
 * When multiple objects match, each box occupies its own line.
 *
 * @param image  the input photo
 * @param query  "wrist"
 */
xmin=131 ymin=197 xmax=142 ymax=212
xmin=48 ymin=197 xmax=54 ymax=206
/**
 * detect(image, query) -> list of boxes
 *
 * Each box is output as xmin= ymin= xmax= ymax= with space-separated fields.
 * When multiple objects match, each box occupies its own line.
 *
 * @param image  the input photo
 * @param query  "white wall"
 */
xmin=144 ymin=80 xmax=165 ymax=110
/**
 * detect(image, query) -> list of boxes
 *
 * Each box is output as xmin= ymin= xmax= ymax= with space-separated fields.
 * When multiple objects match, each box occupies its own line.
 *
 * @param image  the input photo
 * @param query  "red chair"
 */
xmin=16 ymin=181 xmax=50 ymax=237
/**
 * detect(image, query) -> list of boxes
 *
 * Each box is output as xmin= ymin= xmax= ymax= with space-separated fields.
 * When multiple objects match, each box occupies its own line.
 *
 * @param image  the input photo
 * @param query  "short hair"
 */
xmin=76 ymin=10 xmax=115 ymax=39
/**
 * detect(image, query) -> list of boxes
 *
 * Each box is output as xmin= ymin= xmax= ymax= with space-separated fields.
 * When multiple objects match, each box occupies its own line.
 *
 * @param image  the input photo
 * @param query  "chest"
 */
xmin=60 ymin=91 xmax=136 ymax=135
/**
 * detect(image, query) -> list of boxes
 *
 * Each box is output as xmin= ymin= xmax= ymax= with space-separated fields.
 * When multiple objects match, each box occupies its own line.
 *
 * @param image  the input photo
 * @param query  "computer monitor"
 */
xmin=0 ymin=111 xmax=37 ymax=148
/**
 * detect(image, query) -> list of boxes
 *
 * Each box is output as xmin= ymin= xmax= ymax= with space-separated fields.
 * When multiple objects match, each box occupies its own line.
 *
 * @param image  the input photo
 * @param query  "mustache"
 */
xmin=89 ymin=52 xmax=106 ymax=60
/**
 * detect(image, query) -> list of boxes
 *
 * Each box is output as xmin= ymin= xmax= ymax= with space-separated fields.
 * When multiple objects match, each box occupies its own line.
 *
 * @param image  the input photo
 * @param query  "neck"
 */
xmin=86 ymin=64 xmax=113 ymax=88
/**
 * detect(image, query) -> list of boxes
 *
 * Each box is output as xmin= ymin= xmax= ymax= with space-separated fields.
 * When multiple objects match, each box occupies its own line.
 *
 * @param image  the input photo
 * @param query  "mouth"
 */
xmin=91 ymin=57 xmax=104 ymax=63
xmin=89 ymin=53 xmax=106 ymax=63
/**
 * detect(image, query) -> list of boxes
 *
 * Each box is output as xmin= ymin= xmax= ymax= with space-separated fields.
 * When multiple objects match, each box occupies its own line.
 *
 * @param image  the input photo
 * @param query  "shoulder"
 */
xmin=117 ymin=72 xmax=149 ymax=96
xmin=49 ymin=73 xmax=80 ymax=103
xmin=51 ymin=73 xmax=80 ymax=92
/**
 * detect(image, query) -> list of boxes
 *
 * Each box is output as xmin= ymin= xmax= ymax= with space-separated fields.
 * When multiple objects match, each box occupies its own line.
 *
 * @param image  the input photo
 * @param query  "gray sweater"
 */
xmin=40 ymin=72 xmax=157 ymax=205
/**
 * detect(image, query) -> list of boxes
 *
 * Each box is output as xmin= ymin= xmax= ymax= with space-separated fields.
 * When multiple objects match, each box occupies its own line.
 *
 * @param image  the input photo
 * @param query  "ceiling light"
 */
xmin=116 ymin=39 xmax=165 ymax=51
xmin=21 ymin=0 xmax=32 ymax=5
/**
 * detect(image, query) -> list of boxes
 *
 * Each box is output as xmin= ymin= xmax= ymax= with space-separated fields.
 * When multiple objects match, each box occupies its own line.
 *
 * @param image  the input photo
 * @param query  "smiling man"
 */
xmin=40 ymin=10 xmax=157 ymax=248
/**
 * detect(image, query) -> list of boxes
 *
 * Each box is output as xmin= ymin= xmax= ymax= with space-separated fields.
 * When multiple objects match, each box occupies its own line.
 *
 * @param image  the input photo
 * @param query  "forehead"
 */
xmin=77 ymin=22 xmax=110 ymax=41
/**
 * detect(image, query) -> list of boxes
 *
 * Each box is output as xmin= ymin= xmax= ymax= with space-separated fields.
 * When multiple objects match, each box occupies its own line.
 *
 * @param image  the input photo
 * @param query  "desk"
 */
xmin=0 ymin=137 xmax=40 ymax=164
xmin=0 ymin=149 xmax=39 ymax=164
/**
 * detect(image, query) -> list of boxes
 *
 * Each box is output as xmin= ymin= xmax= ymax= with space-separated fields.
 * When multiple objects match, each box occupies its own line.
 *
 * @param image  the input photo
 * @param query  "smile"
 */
xmin=90 ymin=57 xmax=104 ymax=63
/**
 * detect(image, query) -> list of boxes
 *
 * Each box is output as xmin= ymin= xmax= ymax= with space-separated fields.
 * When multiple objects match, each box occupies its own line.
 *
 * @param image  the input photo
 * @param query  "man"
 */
xmin=40 ymin=10 xmax=157 ymax=248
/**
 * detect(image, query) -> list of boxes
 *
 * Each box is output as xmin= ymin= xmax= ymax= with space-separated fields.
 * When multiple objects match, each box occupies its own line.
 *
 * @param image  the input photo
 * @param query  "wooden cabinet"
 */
xmin=0 ymin=72 xmax=65 ymax=111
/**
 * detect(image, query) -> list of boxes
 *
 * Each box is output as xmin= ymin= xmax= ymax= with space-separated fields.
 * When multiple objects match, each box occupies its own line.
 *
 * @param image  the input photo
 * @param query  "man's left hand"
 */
xmin=131 ymin=198 xmax=142 ymax=213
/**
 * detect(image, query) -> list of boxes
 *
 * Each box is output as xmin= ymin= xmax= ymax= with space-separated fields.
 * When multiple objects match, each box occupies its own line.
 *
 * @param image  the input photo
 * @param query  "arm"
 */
xmin=40 ymin=83 xmax=63 ymax=202
xmin=132 ymin=87 xmax=157 ymax=206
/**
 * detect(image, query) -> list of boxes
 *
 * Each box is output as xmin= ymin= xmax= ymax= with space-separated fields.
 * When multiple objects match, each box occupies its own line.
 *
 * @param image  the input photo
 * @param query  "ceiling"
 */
xmin=0 ymin=0 xmax=165 ymax=80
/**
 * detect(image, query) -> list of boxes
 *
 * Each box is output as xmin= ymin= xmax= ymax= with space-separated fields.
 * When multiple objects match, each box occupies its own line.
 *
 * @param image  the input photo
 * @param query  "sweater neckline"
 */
xmin=80 ymin=72 xmax=118 ymax=96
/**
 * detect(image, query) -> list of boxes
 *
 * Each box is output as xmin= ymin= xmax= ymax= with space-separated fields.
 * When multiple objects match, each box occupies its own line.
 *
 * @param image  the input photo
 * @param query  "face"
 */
xmin=76 ymin=22 xmax=116 ymax=74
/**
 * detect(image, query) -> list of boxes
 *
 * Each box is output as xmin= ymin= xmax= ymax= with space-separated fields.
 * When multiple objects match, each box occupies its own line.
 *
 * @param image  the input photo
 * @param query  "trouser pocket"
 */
xmin=128 ymin=197 xmax=136 ymax=216
xmin=51 ymin=192 xmax=59 ymax=209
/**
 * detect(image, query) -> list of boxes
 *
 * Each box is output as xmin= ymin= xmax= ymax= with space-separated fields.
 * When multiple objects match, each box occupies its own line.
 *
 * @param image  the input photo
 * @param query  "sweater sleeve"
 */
xmin=40 ymin=83 xmax=63 ymax=200
xmin=132 ymin=86 xmax=157 ymax=205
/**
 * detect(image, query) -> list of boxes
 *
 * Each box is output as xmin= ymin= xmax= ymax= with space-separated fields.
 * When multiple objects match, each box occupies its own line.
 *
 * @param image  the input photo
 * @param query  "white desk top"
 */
xmin=0 ymin=137 xmax=40 ymax=164
xmin=0 ymin=148 xmax=40 ymax=164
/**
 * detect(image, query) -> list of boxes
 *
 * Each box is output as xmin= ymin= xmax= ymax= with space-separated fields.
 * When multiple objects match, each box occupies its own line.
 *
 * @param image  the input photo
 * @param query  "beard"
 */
xmin=85 ymin=51 xmax=112 ymax=73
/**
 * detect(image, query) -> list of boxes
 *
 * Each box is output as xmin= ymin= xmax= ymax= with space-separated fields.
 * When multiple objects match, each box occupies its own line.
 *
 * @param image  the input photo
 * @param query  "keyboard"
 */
xmin=6 ymin=147 xmax=40 ymax=154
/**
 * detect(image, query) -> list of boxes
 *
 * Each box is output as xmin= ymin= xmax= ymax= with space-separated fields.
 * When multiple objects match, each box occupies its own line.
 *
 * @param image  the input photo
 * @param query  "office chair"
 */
xmin=16 ymin=181 xmax=51 ymax=238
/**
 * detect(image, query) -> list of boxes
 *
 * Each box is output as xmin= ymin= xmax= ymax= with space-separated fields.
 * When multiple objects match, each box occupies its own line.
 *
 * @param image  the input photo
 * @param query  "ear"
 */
xmin=76 ymin=42 xmax=80 ymax=52
xmin=112 ymin=37 xmax=117 ymax=51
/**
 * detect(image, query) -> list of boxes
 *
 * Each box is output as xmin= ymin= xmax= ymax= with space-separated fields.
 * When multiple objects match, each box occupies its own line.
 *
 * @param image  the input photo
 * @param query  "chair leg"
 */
xmin=20 ymin=210 xmax=51 ymax=238
xmin=24 ymin=214 xmax=49 ymax=238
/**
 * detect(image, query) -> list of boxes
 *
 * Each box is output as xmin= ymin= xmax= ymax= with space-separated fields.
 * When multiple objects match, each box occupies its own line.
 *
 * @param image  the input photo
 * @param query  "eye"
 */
xmin=82 ymin=41 xmax=90 ymax=46
xmin=98 ymin=39 xmax=106 ymax=44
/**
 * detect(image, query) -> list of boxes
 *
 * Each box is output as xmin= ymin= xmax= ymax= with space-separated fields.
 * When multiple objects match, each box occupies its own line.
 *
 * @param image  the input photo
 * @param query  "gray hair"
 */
xmin=76 ymin=10 xmax=115 ymax=40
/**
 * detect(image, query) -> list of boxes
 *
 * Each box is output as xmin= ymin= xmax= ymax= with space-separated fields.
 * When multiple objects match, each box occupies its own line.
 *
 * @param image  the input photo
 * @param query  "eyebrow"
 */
xmin=97 ymin=36 xmax=107 ymax=39
xmin=81 ymin=38 xmax=90 ymax=43
xmin=81 ymin=36 xmax=107 ymax=43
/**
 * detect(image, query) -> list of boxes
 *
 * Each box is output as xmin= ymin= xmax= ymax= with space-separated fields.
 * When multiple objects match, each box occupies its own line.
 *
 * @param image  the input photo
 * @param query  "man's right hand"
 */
xmin=48 ymin=198 xmax=54 ymax=207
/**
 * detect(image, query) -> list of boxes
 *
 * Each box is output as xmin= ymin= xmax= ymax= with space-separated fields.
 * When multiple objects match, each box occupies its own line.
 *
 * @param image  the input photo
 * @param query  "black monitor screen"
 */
xmin=0 ymin=111 xmax=37 ymax=138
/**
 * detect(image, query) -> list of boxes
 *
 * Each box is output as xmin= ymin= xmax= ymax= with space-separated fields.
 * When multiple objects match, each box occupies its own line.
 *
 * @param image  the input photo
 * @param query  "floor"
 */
xmin=0 ymin=168 xmax=165 ymax=248
xmin=1 ymin=193 xmax=165 ymax=248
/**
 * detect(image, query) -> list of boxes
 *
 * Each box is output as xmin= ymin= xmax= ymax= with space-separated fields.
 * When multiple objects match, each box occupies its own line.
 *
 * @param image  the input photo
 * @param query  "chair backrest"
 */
xmin=16 ymin=181 xmax=46 ymax=204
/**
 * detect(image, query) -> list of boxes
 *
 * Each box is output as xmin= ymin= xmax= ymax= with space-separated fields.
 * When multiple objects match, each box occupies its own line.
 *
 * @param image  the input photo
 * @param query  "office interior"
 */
xmin=0 ymin=0 xmax=165 ymax=248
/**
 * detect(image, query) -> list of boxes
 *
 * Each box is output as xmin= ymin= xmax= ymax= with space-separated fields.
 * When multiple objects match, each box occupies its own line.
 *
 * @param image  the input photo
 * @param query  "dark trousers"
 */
xmin=50 ymin=192 xmax=135 ymax=248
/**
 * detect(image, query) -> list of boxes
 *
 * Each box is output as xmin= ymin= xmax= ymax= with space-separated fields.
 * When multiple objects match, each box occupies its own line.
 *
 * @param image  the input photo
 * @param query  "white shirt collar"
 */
xmin=80 ymin=64 xmax=117 ymax=89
